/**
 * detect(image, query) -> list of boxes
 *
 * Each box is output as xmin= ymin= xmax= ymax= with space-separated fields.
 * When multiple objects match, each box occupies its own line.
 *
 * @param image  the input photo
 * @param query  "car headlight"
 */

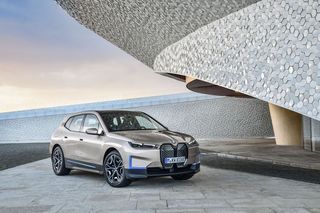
xmin=188 ymin=139 xmax=199 ymax=146
xmin=128 ymin=141 xmax=159 ymax=149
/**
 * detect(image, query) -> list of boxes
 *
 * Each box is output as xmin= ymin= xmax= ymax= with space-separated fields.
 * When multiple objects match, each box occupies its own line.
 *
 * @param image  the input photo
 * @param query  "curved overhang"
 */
xmin=154 ymin=0 xmax=320 ymax=121
xmin=56 ymin=0 xmax=320 ymax=121
xmin=156 ymin=73 xmax=250 ymax=97
xmin=55 ymin=0 xmax=259 ymax=67
xmin=186 ymin=77 xmax=251 ymax=98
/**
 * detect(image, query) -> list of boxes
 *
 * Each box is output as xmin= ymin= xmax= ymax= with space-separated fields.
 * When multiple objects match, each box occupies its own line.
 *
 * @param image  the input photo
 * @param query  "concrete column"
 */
xmin=269 ymin=103 xmax=302 ymax=146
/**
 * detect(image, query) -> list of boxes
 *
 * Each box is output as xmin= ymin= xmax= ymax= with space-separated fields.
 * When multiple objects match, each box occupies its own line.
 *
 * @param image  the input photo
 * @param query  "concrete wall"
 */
xmin=0 ymin=94 xmax=273 ymax=143
xmin=131 ymin=97 xmax=273 ymax=139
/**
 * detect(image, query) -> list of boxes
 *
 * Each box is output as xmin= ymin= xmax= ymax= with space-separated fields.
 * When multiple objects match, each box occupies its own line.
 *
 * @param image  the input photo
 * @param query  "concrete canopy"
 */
xmin=56 ymin=0 xmax=320 ymax=121
xmin=55 ymin=0 xmax=259 ymax=67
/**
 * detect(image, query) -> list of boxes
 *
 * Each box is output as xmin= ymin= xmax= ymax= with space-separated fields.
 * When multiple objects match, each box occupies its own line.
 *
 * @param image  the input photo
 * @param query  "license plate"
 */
xmin=164 ymin=156 xmax=186 ymax=164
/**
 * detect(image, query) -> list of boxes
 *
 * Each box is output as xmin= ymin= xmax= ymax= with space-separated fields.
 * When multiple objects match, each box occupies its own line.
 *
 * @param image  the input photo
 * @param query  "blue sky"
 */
xmin=0 ymin=0 xmax=119 ymax=61
xmin=0 ymin=0 xmax=187 ymax=112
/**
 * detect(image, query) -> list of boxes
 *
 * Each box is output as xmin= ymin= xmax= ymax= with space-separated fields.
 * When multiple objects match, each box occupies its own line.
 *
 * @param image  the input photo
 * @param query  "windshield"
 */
xmin=99 ymin=111 xmax=166 ymax=132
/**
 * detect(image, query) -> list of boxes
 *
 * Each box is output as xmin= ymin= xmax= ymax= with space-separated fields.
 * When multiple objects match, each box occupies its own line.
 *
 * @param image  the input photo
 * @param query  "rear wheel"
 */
xmin=51 ymin=146 xmax=71 ymax=176
xmin=171 ymin=173 xmax=194 ymax=180
xmin=104 ymin=151 xmax=131 ymax=187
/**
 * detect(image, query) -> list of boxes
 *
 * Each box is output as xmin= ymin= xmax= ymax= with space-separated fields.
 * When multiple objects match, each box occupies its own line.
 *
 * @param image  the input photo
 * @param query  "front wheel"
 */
xmin=51 ymin=146 xmax=71 ymax=176
xmin=171 ymin=173 xmax=194 ymax=180
xmin=104 ymin=151 xmax=131 ymax=187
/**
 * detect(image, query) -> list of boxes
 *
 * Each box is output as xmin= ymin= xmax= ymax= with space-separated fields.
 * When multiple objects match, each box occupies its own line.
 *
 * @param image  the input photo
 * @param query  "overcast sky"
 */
xmin=0 ymin=0 xmax=188 ymax=113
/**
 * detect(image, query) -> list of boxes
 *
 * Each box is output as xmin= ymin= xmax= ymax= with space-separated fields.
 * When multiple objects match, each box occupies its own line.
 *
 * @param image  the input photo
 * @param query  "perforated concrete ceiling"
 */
xmin=56 ymin=0 xmax=320 ymax=121
xmin=55 ymin=0 xmax=259 ymax=67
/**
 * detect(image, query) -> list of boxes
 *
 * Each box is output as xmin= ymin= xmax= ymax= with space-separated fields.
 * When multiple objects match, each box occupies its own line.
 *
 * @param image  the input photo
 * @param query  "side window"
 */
xmin=68 ymin=115 xmax=85 ymax=132
xmin=83 ymin=114 xmax=101 ymax=133
xmin=65 ymin=117 xmax=73 ymax=129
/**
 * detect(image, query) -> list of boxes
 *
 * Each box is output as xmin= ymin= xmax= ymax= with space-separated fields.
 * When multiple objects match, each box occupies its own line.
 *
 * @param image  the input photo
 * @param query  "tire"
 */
xmin=51 ymin=146 xmax=71 ymax=176
xmin=104 ymin=150 xmax=131 ymax=187
xmin=171 ymin=173 xmax=194 ymax=180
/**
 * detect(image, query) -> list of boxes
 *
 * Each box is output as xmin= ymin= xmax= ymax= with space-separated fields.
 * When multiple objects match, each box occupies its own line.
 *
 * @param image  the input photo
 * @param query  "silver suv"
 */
xmin=50 ymin=110 xmax=200 ymax=187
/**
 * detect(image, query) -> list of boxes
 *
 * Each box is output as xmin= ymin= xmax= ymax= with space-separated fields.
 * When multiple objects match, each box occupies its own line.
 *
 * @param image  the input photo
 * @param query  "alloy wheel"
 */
xmin=53 ymin=148 xmax=63 ymax=173
xmin=105 ymin=153 xmax=124 ymax=184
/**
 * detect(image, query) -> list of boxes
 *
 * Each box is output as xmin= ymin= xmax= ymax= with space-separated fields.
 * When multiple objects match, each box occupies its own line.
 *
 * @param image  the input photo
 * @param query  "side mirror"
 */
xmin=86 ymin=128 xmax=104 ymax=136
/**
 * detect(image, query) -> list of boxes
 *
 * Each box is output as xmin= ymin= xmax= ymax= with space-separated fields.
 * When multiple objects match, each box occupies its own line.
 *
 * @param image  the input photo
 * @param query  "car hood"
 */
xmin=113 ymin=130 xmax=193 ymax=145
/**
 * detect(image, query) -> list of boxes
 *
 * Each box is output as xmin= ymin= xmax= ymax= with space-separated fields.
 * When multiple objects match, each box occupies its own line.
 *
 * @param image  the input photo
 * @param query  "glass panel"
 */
xmin=65 ymin=117 xmax=73 ymax=129
xmin=303 ymin=116 xmax=320 ymax=152
xmin=311 ymin=119 xmax=320 ymax=152
xmin=83 ymin=114 xmax=100 ymax=132
xmin=100 ymin=111 xmax=165 ymax=132
xmin=69 ymin=115 xmax=84 ymax=132
xmin=303 ymin=116 xmax=312 ymax=151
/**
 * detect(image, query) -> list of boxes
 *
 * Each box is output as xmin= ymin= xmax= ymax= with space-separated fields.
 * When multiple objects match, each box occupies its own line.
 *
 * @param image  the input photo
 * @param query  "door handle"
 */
xmin=64 ymin=136 xmax=68 ymax=139
xmin=80 ymin=138 xmax=83 ymax=141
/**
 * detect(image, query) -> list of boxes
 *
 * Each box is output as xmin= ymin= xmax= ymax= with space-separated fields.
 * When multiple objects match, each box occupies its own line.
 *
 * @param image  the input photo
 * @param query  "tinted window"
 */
xmin=100 ymin=111 xmax=165 ymax=132
xmin=65 ymin=117 xmax=73 ymax=129
xmin=68 ymin=115 xmax=84 ymax=132
xmin=83 ymin=114 xmax=101 ymax=132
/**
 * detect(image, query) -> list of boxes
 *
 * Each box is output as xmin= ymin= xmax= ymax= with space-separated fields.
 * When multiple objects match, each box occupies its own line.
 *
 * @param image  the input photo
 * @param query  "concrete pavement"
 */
xmin=200 ymin=139 xmax=320 ymax=170
xmin=0 ymin=143 xmax=49 ymax=171
xmin=1 ymin=158 xmax=320 ymax=213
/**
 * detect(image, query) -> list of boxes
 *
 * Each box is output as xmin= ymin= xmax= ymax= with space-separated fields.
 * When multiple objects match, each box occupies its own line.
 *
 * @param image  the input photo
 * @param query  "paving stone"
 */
xmin=205 ymin=207 xmax=274 ymax=213
xmin=0 ymin=205 xmax=53 ymax=213
xmin=156 ymin=209 xmax=205 ymax=213
xmin=302 ymin=200 xmax=320 ymax=208
xmin=203 ymin=189 xmax=249 ymax=199
xmin=167 ymin=199 xmax=230 ymax=209
xmin=130 ymin=192 xmax=160 ymax=201
xmin=95 ymin=210 xmax=155 ymax=213
xmin=137 ymin=200 xmax=167 ymax=209
xmin=89 ymin=200 xmax=137 ymax=210
xmin=160 ymin=192 xmax=205 ymax=200
xmin=272 ymin=208 xmax=311 ymax=213
xmin=88 ymin=193 xmax=130 ymax=202
xmin=228 ymin=198 xmax=278 ymax=208
xmin=0 ymin=196 xmax=39 ymax=207
xmin=267 ymin=197 xmax=307 ymax=208
xmin=54 ymin=204 xmax=92 ymax=213
xmin=309 ymin=208 xmax=320 ymax=213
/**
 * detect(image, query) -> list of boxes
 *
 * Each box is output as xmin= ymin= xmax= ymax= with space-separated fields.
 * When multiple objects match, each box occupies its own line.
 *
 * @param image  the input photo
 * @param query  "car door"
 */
xmin=76 ymin=114 xmax=104 ymax=166
xmin=63 ymin=114 xmax=85 ymax=161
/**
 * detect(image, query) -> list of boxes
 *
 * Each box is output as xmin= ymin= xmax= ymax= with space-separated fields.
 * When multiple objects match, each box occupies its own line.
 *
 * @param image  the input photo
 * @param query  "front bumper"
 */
xmin=125 ymin=163 xmax=200 ymax=179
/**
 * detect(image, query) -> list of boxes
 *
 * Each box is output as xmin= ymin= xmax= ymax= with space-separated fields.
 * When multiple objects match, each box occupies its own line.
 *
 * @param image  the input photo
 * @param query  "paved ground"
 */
xmin=200 ymin=139 xmax=320 ymax=170
xmin=201 ymin=154 xmax=320 ymax=184
xmin=1 ymin=158 xmax=320 ymax=213
xmin=0 ymin=143 xmax=49 ymax=171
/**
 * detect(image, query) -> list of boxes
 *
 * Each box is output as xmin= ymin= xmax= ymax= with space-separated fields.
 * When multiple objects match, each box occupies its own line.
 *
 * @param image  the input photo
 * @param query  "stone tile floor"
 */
xmin=200 ymin=139 xmax=320 ymax=170
xmin=1 ymin=159 xmax=320 ymax=212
